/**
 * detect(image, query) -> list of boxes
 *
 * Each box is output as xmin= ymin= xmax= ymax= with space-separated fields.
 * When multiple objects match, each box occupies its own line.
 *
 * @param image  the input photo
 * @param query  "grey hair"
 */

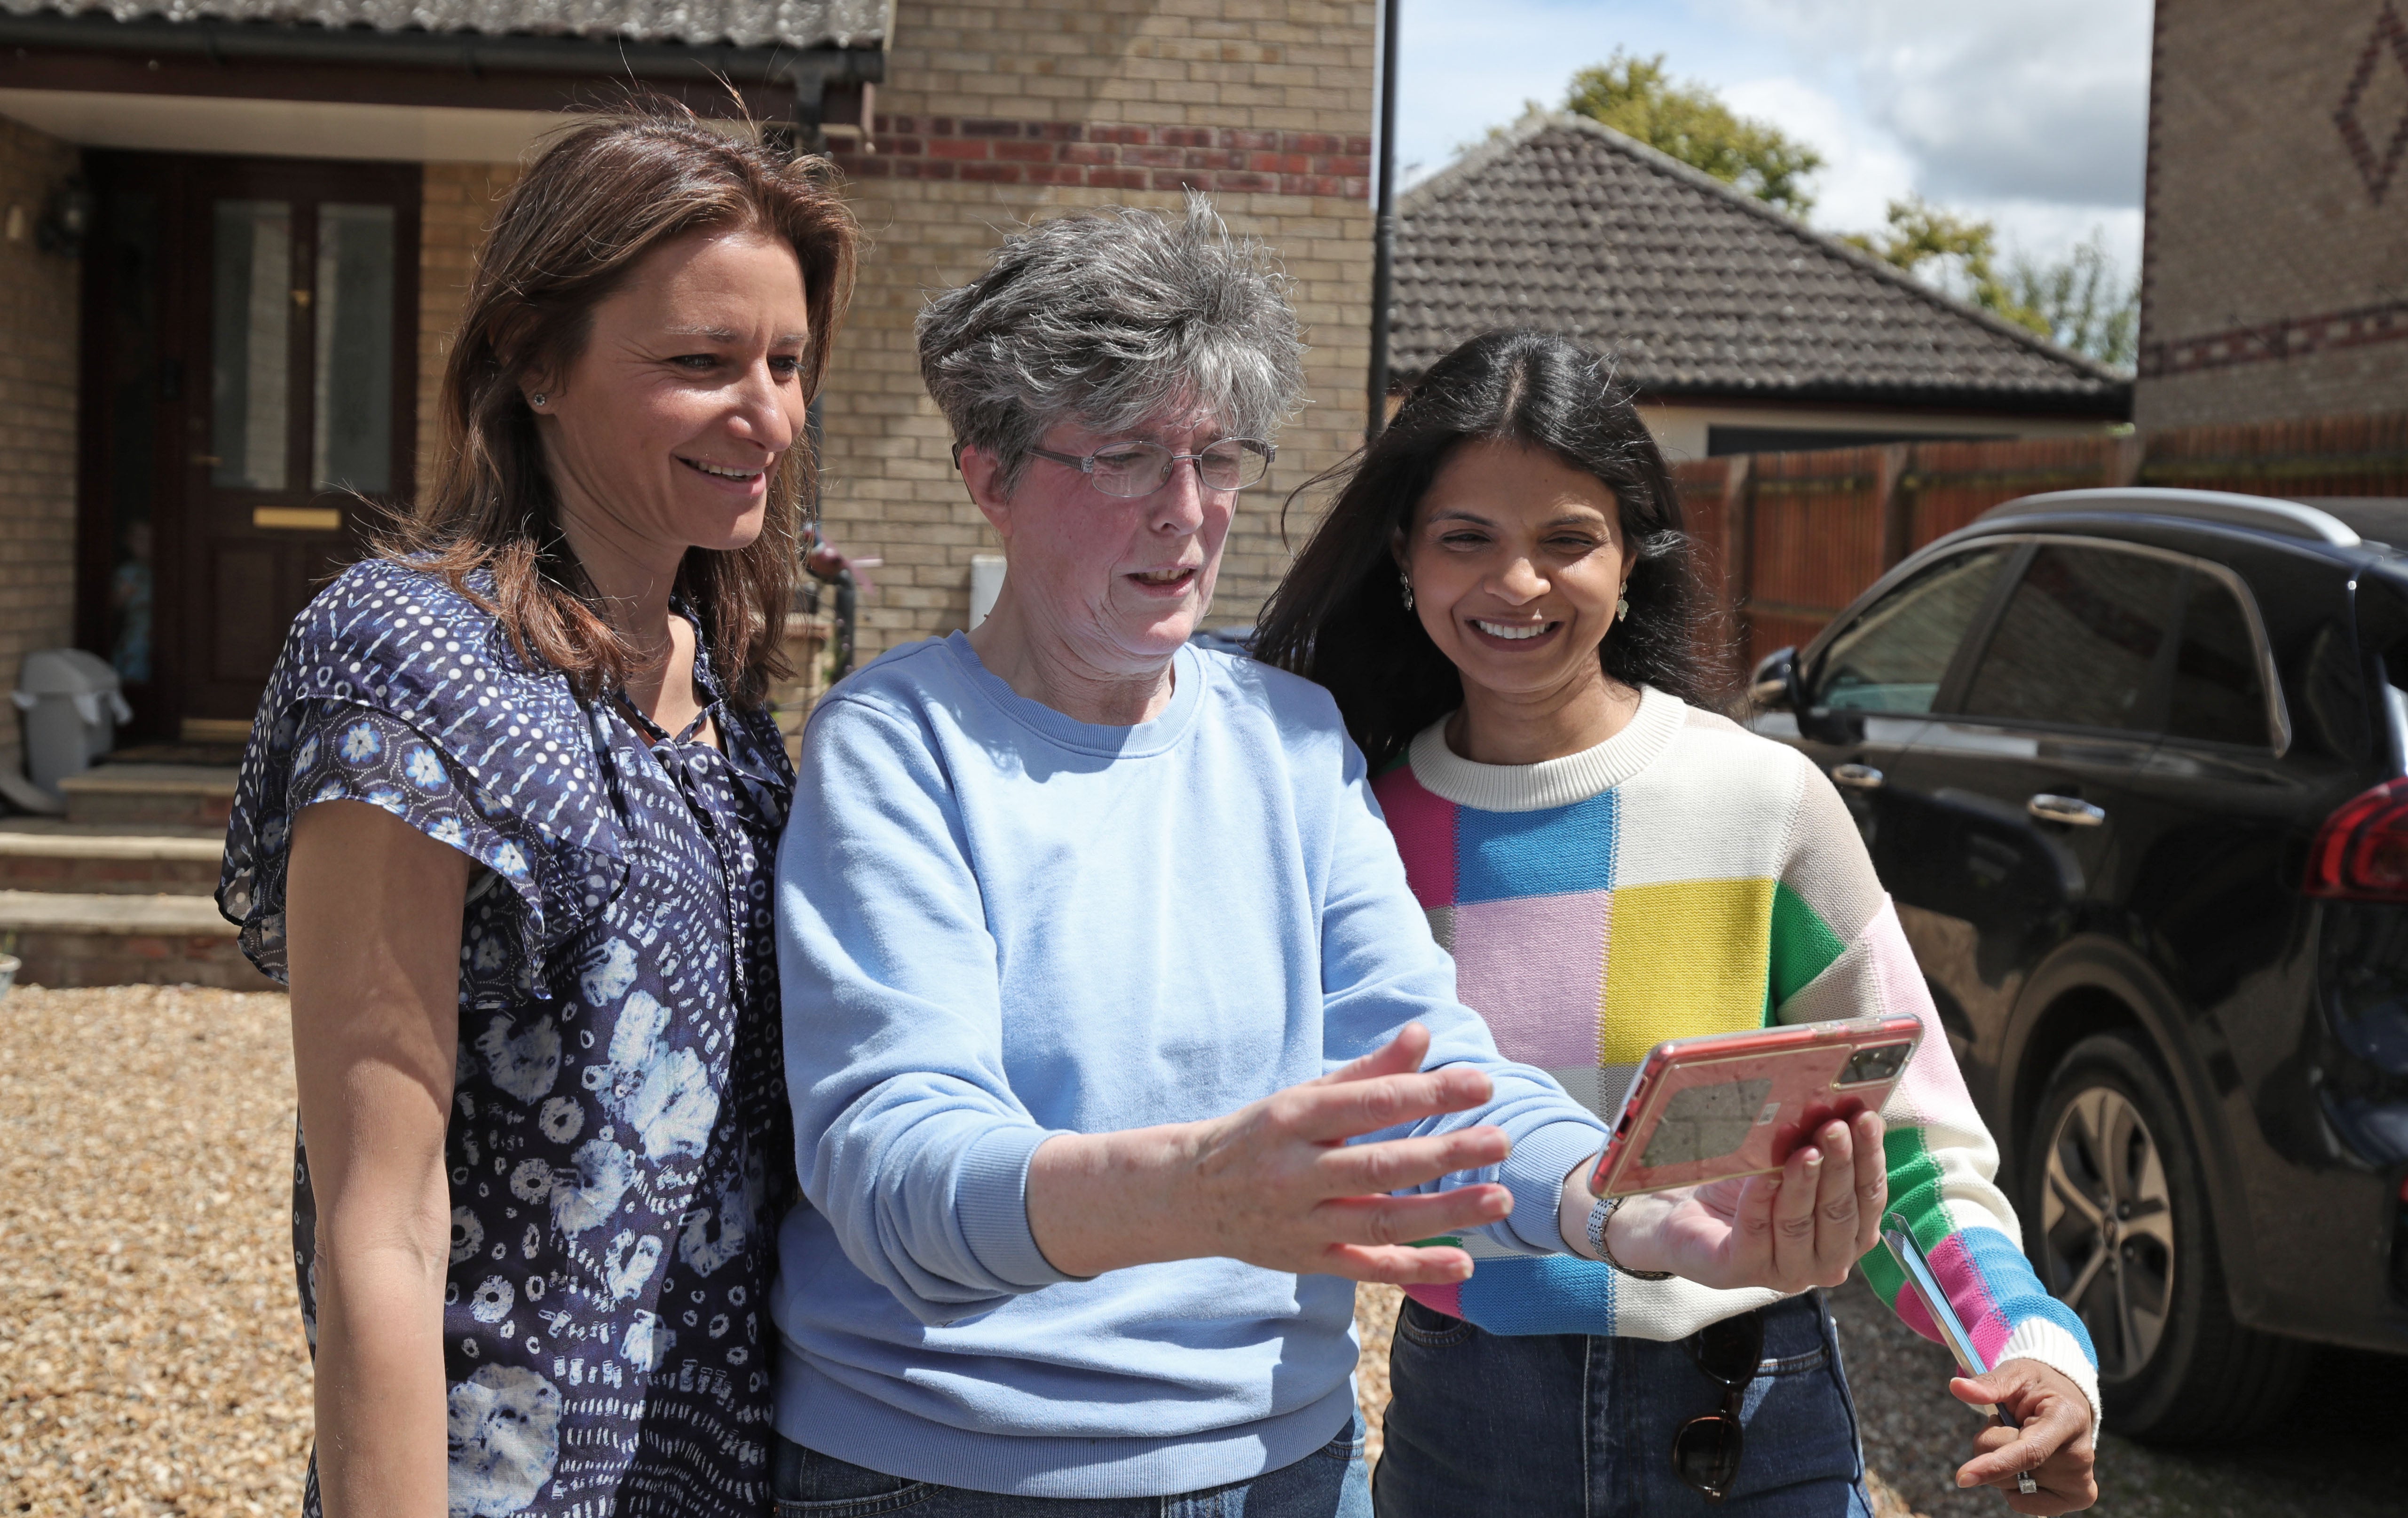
xmin=916 ymin=194 xmax=1307 ymax=492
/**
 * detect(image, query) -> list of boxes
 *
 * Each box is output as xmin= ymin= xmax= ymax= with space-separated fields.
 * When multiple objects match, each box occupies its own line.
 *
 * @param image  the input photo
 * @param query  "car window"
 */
xmin=1959 ymin=545 xmax=2183 ymax=731
xmin=2165 ymin=573 xmax=2271 ymax=747
xmin=1815 ymin=546 xmax=2013 ymax=714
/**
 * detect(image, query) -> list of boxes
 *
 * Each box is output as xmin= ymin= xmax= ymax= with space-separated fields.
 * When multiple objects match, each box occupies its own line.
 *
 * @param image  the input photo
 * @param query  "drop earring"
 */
xmin=1398 ymin=569 xmax=1415 ymax=611
xmin=1615 ymin=595 xmax=1631 ymax=621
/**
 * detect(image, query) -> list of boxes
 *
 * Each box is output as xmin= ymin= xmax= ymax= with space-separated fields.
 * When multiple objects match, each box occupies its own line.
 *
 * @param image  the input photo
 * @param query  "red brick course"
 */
xmin=835 ymin=116 xmax=1373 ymax=200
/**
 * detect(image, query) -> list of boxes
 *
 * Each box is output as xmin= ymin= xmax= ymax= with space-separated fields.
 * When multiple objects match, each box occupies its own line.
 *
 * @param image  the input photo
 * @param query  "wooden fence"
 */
xmin=1677 ymin=408 xmax=2408 ymax=688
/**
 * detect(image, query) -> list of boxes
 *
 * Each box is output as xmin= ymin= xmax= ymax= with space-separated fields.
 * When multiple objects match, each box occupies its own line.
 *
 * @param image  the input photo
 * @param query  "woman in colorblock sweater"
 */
xmin=1256 ymin=331 xmax=2103 ymax=1518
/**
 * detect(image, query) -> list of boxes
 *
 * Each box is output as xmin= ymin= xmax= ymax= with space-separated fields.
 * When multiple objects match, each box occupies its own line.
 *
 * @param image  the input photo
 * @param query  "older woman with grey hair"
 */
xmin=765 ymin=200 xmax=1884 ymax=1516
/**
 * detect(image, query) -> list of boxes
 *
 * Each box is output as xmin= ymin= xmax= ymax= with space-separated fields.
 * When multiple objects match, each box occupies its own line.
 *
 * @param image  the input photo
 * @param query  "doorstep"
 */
xmin=57 ymin=764 xmax=240 ymax=829
xmin=0 ymin=889 xmax=271 ymax=991
xmin=0 ymin=821 xmax=225 ymax=894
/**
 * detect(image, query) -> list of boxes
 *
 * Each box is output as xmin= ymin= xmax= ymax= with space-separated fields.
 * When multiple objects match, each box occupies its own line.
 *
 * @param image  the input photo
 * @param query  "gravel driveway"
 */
xmin=6 ymin=983 xmax=2400 ymax=1516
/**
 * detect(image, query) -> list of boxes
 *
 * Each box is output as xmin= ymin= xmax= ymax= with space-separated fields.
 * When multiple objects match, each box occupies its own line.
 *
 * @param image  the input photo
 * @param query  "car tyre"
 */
xmin=2020 ymin=1031 xmax=2306 ymax=1441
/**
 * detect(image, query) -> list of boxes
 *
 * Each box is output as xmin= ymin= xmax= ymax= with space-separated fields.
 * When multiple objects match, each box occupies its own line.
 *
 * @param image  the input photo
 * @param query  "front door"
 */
xmin=79 ymin=154 xmax=420 ymax=742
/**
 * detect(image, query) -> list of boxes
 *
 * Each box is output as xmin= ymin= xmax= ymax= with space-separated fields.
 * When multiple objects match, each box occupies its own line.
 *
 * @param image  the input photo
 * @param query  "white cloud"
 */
xmin=1393 ymin=0 xmax=2152 ymax=276
xmin=1713 ymin=0 xmax=2152 ymax=208
xmin=1395 ymin=0 xmax=1792 ymax=186
xmin=1718 ymin=76 xmax=1915 ymax=230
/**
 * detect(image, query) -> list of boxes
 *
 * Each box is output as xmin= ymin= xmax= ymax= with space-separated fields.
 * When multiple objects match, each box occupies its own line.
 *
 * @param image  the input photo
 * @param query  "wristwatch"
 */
xmin=1586 ymin=1194 xmax=1673 ymax=1281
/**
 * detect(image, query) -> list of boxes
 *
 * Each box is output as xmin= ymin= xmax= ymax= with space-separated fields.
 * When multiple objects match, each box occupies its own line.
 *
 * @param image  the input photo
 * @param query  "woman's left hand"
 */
xmin=1952 ymin=1360 xmax=2098 ymax=1513
xmin=1601 ymin=1110 xmax=1887 ymax=1293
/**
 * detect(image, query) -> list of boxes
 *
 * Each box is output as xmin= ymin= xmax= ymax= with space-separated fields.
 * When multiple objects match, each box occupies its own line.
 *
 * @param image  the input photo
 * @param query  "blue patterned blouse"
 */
xmin=219 ymin=558 xmax=796 ymax=1517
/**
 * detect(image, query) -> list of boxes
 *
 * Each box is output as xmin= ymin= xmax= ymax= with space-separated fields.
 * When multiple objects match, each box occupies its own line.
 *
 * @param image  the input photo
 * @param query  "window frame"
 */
xmin=1930 ymin=533 xmax=2291 ymax=756
xmin=1804 ymin=540 xmax=2023 ymax=720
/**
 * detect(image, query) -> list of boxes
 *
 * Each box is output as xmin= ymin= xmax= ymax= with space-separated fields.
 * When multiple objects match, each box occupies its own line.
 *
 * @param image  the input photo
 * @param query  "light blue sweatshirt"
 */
xmin=770 ymin=632 xmax=1606 ymax=1498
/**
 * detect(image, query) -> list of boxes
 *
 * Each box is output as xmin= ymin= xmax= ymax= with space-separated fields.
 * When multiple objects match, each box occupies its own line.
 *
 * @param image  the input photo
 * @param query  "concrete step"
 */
xmin=0 ymin=821 xmax=224 ymax=895
xmin=0 ymin=889 xmax=272 ymax=990
xmin=59 ymin=764 xmax=239 ymax=829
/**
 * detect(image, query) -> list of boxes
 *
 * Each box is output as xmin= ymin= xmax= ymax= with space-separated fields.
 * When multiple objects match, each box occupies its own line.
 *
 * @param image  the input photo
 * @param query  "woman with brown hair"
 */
xmin=216 ymin=107 xmax=855 ymax=1516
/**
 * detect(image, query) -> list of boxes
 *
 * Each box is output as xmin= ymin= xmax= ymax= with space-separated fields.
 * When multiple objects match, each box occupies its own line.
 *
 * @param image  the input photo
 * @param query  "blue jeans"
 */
xmin=770 ymin=1418 xmax=1374 ymax=1518
xmin=1373 ymin=1291 xmax=1874 ymax=1518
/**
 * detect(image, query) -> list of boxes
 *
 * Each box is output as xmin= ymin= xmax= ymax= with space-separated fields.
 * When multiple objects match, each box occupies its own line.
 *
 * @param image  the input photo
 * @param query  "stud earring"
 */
xmin=1398 ymin=569 xmax=1415 ymax=611
xmin=530 ymin=393 xmax=547 ymax=409
xmin=1616 ymin=595 xmax=1631 ymax=621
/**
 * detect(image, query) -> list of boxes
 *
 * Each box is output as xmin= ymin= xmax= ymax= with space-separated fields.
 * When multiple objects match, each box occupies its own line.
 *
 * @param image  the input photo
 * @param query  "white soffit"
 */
xmin=0 ymin=88 xmax=575 ymax=162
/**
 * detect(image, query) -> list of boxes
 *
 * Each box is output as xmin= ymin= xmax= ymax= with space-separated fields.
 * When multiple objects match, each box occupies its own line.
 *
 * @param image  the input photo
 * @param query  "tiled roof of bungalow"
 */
xmin=0 ymin=0 xmax=886 ymax=50
xmin=1394 ymin=110 xmax=2130 ymax=415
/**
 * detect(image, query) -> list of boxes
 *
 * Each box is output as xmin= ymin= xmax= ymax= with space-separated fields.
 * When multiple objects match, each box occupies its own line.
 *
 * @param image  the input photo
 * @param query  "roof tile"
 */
xmin=1394 ymin=114 xmax=2126 ymax=411
xmin=4 ymin=0 xmax=886 ymax=50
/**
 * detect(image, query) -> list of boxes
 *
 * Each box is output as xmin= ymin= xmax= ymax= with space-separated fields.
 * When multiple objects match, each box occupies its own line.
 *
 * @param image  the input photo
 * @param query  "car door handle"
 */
xmin=1831 ymin=763 xmax=1885 ymax=791
xmin=2028 ymin=794 xmax=2106 ymax=827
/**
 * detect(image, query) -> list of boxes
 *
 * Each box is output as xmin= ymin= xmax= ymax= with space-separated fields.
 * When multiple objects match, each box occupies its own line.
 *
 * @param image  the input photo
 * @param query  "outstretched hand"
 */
xmin=1026 ymin=1022 xmax=1516 ymax=1285
xmin=1952 ymin=1360 xmax=2097 ymax=1513
xmin=1599 ymin=1110 xmax=1887 ymax=1293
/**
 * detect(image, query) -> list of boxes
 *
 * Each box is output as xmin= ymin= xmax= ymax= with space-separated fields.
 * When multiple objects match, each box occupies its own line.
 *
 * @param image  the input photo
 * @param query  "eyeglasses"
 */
xmin=1672 ymin=1309 xmax=1764 ymax=1503
xmin=1024 ymin=438 xmax=1275 ymax=497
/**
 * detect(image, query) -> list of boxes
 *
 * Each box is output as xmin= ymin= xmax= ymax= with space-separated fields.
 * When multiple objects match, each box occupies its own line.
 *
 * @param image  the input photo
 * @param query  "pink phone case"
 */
xmin=1588 ymin=1014 xmax=1924 ymax=1197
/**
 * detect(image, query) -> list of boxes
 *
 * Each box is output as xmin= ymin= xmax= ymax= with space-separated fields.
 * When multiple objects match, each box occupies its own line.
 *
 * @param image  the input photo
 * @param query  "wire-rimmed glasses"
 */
xmin=1024 ymin=437 xmax=1275 ymax=497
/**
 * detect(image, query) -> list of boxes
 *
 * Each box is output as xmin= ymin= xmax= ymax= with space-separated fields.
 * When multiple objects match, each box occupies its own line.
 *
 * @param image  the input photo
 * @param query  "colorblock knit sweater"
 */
xmin=1374 ymin=687 xmax=2100 ymax=1423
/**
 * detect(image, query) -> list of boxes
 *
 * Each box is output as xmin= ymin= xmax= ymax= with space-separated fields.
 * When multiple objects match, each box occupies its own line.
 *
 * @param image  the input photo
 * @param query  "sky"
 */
xmin=1391 ymin=0 xmax=2154 ymax=278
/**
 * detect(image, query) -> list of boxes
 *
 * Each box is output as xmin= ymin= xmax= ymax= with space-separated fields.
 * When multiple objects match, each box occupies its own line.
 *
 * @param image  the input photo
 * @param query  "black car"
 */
xmin=1748 ymin=487 xmax=2408 ymax=1441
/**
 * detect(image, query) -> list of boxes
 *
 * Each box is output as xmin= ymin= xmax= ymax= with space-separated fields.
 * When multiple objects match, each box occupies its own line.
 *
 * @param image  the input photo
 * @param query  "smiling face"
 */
xmin=1398 ymin=436 xmax=1635 ymax=712
xmin=970 ymin=412 xmax=1237 ymax=684
xmin=528 ymin=225 xmax=811 ymax=568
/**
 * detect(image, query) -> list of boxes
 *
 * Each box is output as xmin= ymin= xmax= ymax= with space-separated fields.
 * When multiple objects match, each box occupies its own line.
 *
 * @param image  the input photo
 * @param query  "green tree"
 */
xmin=1845 ymin=199 xmax=2138 ymax=372
xmin=2006 ymin=235 xmax=2139 ymax=371
xmin=1841 ymin=196 xmax=2023 ymax=314
xmin=1563 ymin=51 xmax=1824 ymax=218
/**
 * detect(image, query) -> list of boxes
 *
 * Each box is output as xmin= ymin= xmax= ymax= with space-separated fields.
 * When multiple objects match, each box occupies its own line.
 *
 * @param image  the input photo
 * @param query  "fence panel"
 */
xmin=2138 ymin=411 xmax=2408 ymax=498
xmin=1902 ymin=436 xmax=2125 ymax=548
xmin=1670 ymin=458 xmax=1744 ymax=697
xmin=1743 ymin=448 xmax=1886 ymax=666
xmin=1663 ymin=409 xmax=2408 ymax=698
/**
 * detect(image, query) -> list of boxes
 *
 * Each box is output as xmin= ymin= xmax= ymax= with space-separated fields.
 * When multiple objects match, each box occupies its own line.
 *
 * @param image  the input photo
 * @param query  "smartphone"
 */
xmin=1586 ymin=1013 xmax=1922 ymax=1198
xmin=1883 ymin=1214 xmax=2039 ymax=1494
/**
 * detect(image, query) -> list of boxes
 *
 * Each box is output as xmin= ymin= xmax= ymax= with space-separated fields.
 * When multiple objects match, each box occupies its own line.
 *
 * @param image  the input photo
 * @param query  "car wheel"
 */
xmin=2020 ymin=1032 xmax=2306 ymax=1441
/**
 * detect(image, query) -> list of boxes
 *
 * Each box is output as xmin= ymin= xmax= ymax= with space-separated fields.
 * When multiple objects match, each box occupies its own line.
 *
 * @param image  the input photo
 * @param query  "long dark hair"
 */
xmin=391 ymin=101 xmax=858 ymax=707
xmin=1255 ymin=329 xmax=1716 ymax=768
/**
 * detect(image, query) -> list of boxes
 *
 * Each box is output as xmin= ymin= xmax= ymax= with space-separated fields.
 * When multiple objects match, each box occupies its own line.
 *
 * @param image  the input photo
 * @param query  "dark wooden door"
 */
xmin=79 ymin=155 xmax=419 ymax=742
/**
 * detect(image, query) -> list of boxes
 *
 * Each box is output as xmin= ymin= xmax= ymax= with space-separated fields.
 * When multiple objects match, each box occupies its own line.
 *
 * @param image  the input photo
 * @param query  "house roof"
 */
xmin=1 ymin=0 xmax=886 ymax=51
xmin=1393 ymin=111 xmax=2129 ymax=414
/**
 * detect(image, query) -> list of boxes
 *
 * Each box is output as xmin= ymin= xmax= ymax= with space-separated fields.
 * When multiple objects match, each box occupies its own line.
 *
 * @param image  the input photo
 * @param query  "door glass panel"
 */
xmin=313 ymin=203 xmax=396 ymax=494
xmin=102 ymin=190 xmax=161 ymax=686
xmin=1961 ymin=546 xmax=2183 ymax=731
xmin=209 ymin=200 xmax=292 ymax=490
xmin=2166 ymin=574 xmax=2271 ymax=747
xmin=1815 ymin=545 xmax=2013 ymax=714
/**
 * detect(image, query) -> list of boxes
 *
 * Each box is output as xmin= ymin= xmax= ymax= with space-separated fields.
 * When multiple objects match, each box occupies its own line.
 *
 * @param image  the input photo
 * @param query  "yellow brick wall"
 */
xmin=2137 ymin=0 xmax=2408 ymax=427
xmin=818 ymin=0 xmax=1377 ymax=652
xmin=417 ymin=162 xmax=523 ymax=490
xmin=0 ymin=113 xmax=82 ymax=777
xmin=397 ymin=2 xmax=1378 ymax=654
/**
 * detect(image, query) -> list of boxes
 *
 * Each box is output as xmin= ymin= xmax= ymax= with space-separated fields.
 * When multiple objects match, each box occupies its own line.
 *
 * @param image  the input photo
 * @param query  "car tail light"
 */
xmin=2305 ymin=778 xmax=2408 ymax=900
xmin=2394 ymin=1175 xmax=2408 ymax=1306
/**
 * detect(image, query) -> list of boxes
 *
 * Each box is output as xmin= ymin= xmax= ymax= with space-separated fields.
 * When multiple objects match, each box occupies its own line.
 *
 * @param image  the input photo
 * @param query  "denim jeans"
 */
xmin=1373 ymin=1290 xmax=1874 ymax=1518
xmin=770 ymin=1417 xmax=1374 ymax=1518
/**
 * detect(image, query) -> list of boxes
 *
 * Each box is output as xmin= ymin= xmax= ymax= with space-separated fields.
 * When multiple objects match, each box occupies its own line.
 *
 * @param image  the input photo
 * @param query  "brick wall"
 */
xmin=0 ymin=113 xmax=82 ymax=778
xmin=2138 ymin=0 xmax=2408 ymax=427
xmin=817 ymin=0 xmax=1377 ymax=653
xmin=418 ymin=162 xmax=522 ymax=488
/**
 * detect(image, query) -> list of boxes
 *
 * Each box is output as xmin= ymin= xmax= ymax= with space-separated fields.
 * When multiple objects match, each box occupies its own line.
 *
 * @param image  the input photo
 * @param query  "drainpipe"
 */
xmin=1365 ymin=0 xmax=1400 ymax=442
